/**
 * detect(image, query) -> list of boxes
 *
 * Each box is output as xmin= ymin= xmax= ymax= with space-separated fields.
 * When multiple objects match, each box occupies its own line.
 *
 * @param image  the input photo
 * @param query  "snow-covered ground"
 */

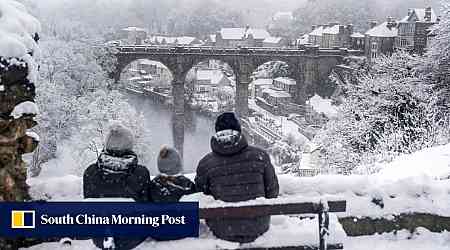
xmin=25 ymin=142 xmax=450 ymax=249
xmin=308 ymin=94 xmax=338 ymax=118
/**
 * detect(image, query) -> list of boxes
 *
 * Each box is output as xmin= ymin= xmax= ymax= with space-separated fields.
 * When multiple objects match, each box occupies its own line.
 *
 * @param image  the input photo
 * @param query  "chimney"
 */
xmin=425 ymin=7 xmax=432 ymax=22
xmin=386 ymin=17 xmax=397 ymax=29
xmin=369 ymin=21 xmax=377 ymax=29
xmin=312 ymin=25 xmax=316 ymax=31
xmin=408 ymin=8 xmax=413 ymax=16
xmin=346 ymin=24 xmax=354 ymax=34
xmin=339 ymin=25 xmax=345 ymax=34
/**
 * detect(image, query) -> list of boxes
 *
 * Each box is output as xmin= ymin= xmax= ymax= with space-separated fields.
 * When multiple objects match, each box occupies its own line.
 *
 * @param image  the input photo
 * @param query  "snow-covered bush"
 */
xmin=314 ymin=51 xmax=447 ymax=173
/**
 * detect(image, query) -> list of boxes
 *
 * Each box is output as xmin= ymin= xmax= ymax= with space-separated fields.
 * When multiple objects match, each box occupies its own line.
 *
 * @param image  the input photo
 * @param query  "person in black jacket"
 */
xmin=83 ymin=123 xmax=150 ymax=250
xmin=150 ymin=146 xmax=196 ymax=203
xmin=195 ymin=112 xmax=279 ymax=243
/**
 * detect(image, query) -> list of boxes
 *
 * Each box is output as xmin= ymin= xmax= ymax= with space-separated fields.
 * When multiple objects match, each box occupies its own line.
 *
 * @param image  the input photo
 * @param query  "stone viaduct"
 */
xmin=110 ymin=45 xmax=358 ymax=156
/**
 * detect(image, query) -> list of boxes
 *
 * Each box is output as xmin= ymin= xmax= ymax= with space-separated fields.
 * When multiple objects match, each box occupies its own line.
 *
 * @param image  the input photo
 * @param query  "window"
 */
xmin=371 ymin=41 xmax=378 ymax=59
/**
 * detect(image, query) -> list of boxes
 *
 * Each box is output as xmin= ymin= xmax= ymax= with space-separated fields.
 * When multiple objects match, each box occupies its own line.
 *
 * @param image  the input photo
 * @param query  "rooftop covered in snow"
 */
xmin=365 ymin=21 xmax=398 ymax=38
xmin=219 ymin=28 xmax=270 ymax=40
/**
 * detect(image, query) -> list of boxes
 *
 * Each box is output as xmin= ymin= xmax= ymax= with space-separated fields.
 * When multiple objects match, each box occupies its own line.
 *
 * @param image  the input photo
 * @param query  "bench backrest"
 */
xmin=199 ymin=200 xmax=346 ymax=219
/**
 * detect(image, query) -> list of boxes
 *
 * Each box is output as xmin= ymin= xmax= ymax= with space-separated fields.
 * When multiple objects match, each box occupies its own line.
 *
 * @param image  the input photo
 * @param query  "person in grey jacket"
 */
xmin=195 ymin=112 xmax=279 ymax=243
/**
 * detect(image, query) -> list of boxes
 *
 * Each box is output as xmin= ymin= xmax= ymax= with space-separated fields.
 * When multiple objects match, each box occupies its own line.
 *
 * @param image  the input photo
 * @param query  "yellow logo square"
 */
xmin=11 ymin=210 xmax=35 ymax=229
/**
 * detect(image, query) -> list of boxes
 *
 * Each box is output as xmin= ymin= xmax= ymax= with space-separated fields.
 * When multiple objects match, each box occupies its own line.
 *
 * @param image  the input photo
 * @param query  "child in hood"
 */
xmin=150 ymin=146 xmax=196 ymax=202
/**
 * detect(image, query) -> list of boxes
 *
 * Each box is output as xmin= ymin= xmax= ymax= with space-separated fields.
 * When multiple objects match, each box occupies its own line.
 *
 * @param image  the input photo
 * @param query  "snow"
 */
xmin=262 ymin=88 xmax=291 ymax=98
xmin=11 ymin=101 xmax=39 ymax=118
xmin=252 ymin=78 xmax=273 ymax=86
xmin=309 ymin=26 xmax=324 ymax=37
xmin=399 ymin=8 xmax=438 ymax=23
xmin=323 ymin=25 xmax=341 ymax=35
xmin=26 ymin=131 xmax=40 ymax=141
xmin=344 ymin=228 xmax=450 ymax=250
xmin=220 ymin=28 xmax=270 ymax=40
xmin=22 ymin=228 xmax=450 ymax=250
xmin=0 ymin=85 xmax=4 ymax=91
xmin=196 ymin=70 xmax=227 ymax=85
xmin=263 ymin=37 xmax=283 ymax=44
xmin=0 ymin=0 xmax=41 ymax=58
xmin=297 ymin=34 xmax=310 ymax=45
xmin=350 ymin=32 xmax=365 ymax=38
xmin=308 ymin=94 xmax=338 ymax=118
xmin=274 ymin=77 xmax=296 ymax=85
xmin=365 ymin=21 xmax=398 ymax=37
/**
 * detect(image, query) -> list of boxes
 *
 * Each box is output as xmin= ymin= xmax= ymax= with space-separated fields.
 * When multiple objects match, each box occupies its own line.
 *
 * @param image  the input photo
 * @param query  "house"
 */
xmin=296 ymin=34 xmax=310 ymax=46
xmin=321 ymin=23 xmax=353 ymax=48
xmin=138 ymin=61 xmax=158 ymax=75
xmin=273 ymin=77 xmax=297 ymax=98
xmin=215 ymin=26 xmax=271 ymax=47
xmin=205 ymin=34 xmax=216 ymax=46
xmin=120 ymin=27 xmax=147 ymax=45
xmin=194 ymin=69 xmax=233 ymax=93
xmin=251 ymin=78 xmax=273 ymax=98
xmin=309 ymin=25 xmax=325 ymax=46
xmin=365 ymin=19 xmax=398 ymax=63
xmin=148 ymin=36 xmax=201 ymax=46
xmin=263 ymin=37 xmax=288 ymax=47
xmin=395 ymin=7 xmax=439 ymax=54
xmin=350 ymin=32 xmax=365 ymax=50
xmin=261 ymin=88 xmax=292 ymax=106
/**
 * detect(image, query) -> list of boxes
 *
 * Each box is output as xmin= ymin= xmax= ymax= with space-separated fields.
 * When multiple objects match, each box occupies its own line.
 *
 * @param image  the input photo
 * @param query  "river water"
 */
xmin=126 ymin=93 xmax=215 ymax=174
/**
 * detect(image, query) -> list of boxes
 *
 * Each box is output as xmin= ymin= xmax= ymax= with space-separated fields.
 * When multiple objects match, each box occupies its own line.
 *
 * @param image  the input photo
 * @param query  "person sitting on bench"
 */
xmin=195 ymin=112 xmax=279 ymax=243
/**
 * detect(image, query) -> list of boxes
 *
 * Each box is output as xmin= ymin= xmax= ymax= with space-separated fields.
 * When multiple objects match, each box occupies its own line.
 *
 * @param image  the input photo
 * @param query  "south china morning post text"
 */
xmin=40 ymin=214 xmax=187 ymax=227
xmin=0 ymin=202 xmax=199 ymax=238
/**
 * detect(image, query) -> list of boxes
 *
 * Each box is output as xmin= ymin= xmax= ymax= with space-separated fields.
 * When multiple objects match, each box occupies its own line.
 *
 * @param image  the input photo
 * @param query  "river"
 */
xmin=126 ymin=93 xmax=215 ymax=174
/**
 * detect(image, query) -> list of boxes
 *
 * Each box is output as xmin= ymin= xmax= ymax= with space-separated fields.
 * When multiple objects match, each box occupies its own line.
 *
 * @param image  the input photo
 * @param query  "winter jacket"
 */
xmin=83 ymin=150 xmax=151 ymax=250
xmin=195 ymin=130 xmax=279 ymax=243
xmin=150 ymin=175 xmax=196 ymax=203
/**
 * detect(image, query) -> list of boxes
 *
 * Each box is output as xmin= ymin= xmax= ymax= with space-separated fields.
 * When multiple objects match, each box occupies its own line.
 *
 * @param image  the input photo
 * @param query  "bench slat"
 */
xmin=199 ymin=201 xmax=346 ymax=219
xmin=221 ymin=243 xmax=344 ymax=250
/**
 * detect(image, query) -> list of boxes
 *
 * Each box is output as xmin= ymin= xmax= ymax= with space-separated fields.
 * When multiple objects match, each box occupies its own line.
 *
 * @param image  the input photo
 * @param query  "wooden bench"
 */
xmin=199 ymin=200 xmax=347 ymax=250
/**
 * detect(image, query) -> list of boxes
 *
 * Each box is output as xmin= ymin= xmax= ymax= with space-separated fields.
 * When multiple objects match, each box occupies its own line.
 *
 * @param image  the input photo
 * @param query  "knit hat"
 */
xmin=105 ymin=123 xmax=134 ymax=152
xmin=215 ymin=112 xmax=241 ymax=133
xmin=157 ymin=146 xmax=183 ymax=175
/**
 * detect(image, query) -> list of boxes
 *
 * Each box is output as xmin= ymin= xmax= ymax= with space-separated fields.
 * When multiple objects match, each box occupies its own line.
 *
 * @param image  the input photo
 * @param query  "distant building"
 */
xmin=148 ymin=36 xmax=202 ymax=46
xmin=350 ymin=32 xmax=365 ymax=51
xmin=215 ymin=26 xmax=271 ymax=47
xmin=296 ymin=34 xmax=310 ymax=46
xmin=194 ymin=69 xmax=233 ymax=93
xmin=251 ymin=78 xmax=273 ymax=98
xmin=263 ymin=37 xmax=289 ymax=47
xmin=365 ymin=19 xmax=398 ymax=62
xmin=309 ymin=23 xmax=359 ymax=49
xmin=395 ymin=7 xmax=439 ymax=54
xmin=309 ymin=25 xmax=325 ymax=46
xmin=120 ymin=27 xmax=147 ymax=45
xmin=321 ymin=23 xmax=353 ymax=48
xmin=261 ymin=88 xmax=292 ymax=106
xmin=205 ymin=34 xmax=216 ymax=46
xmin=273 ymin=77 xmax=297 ymax=99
